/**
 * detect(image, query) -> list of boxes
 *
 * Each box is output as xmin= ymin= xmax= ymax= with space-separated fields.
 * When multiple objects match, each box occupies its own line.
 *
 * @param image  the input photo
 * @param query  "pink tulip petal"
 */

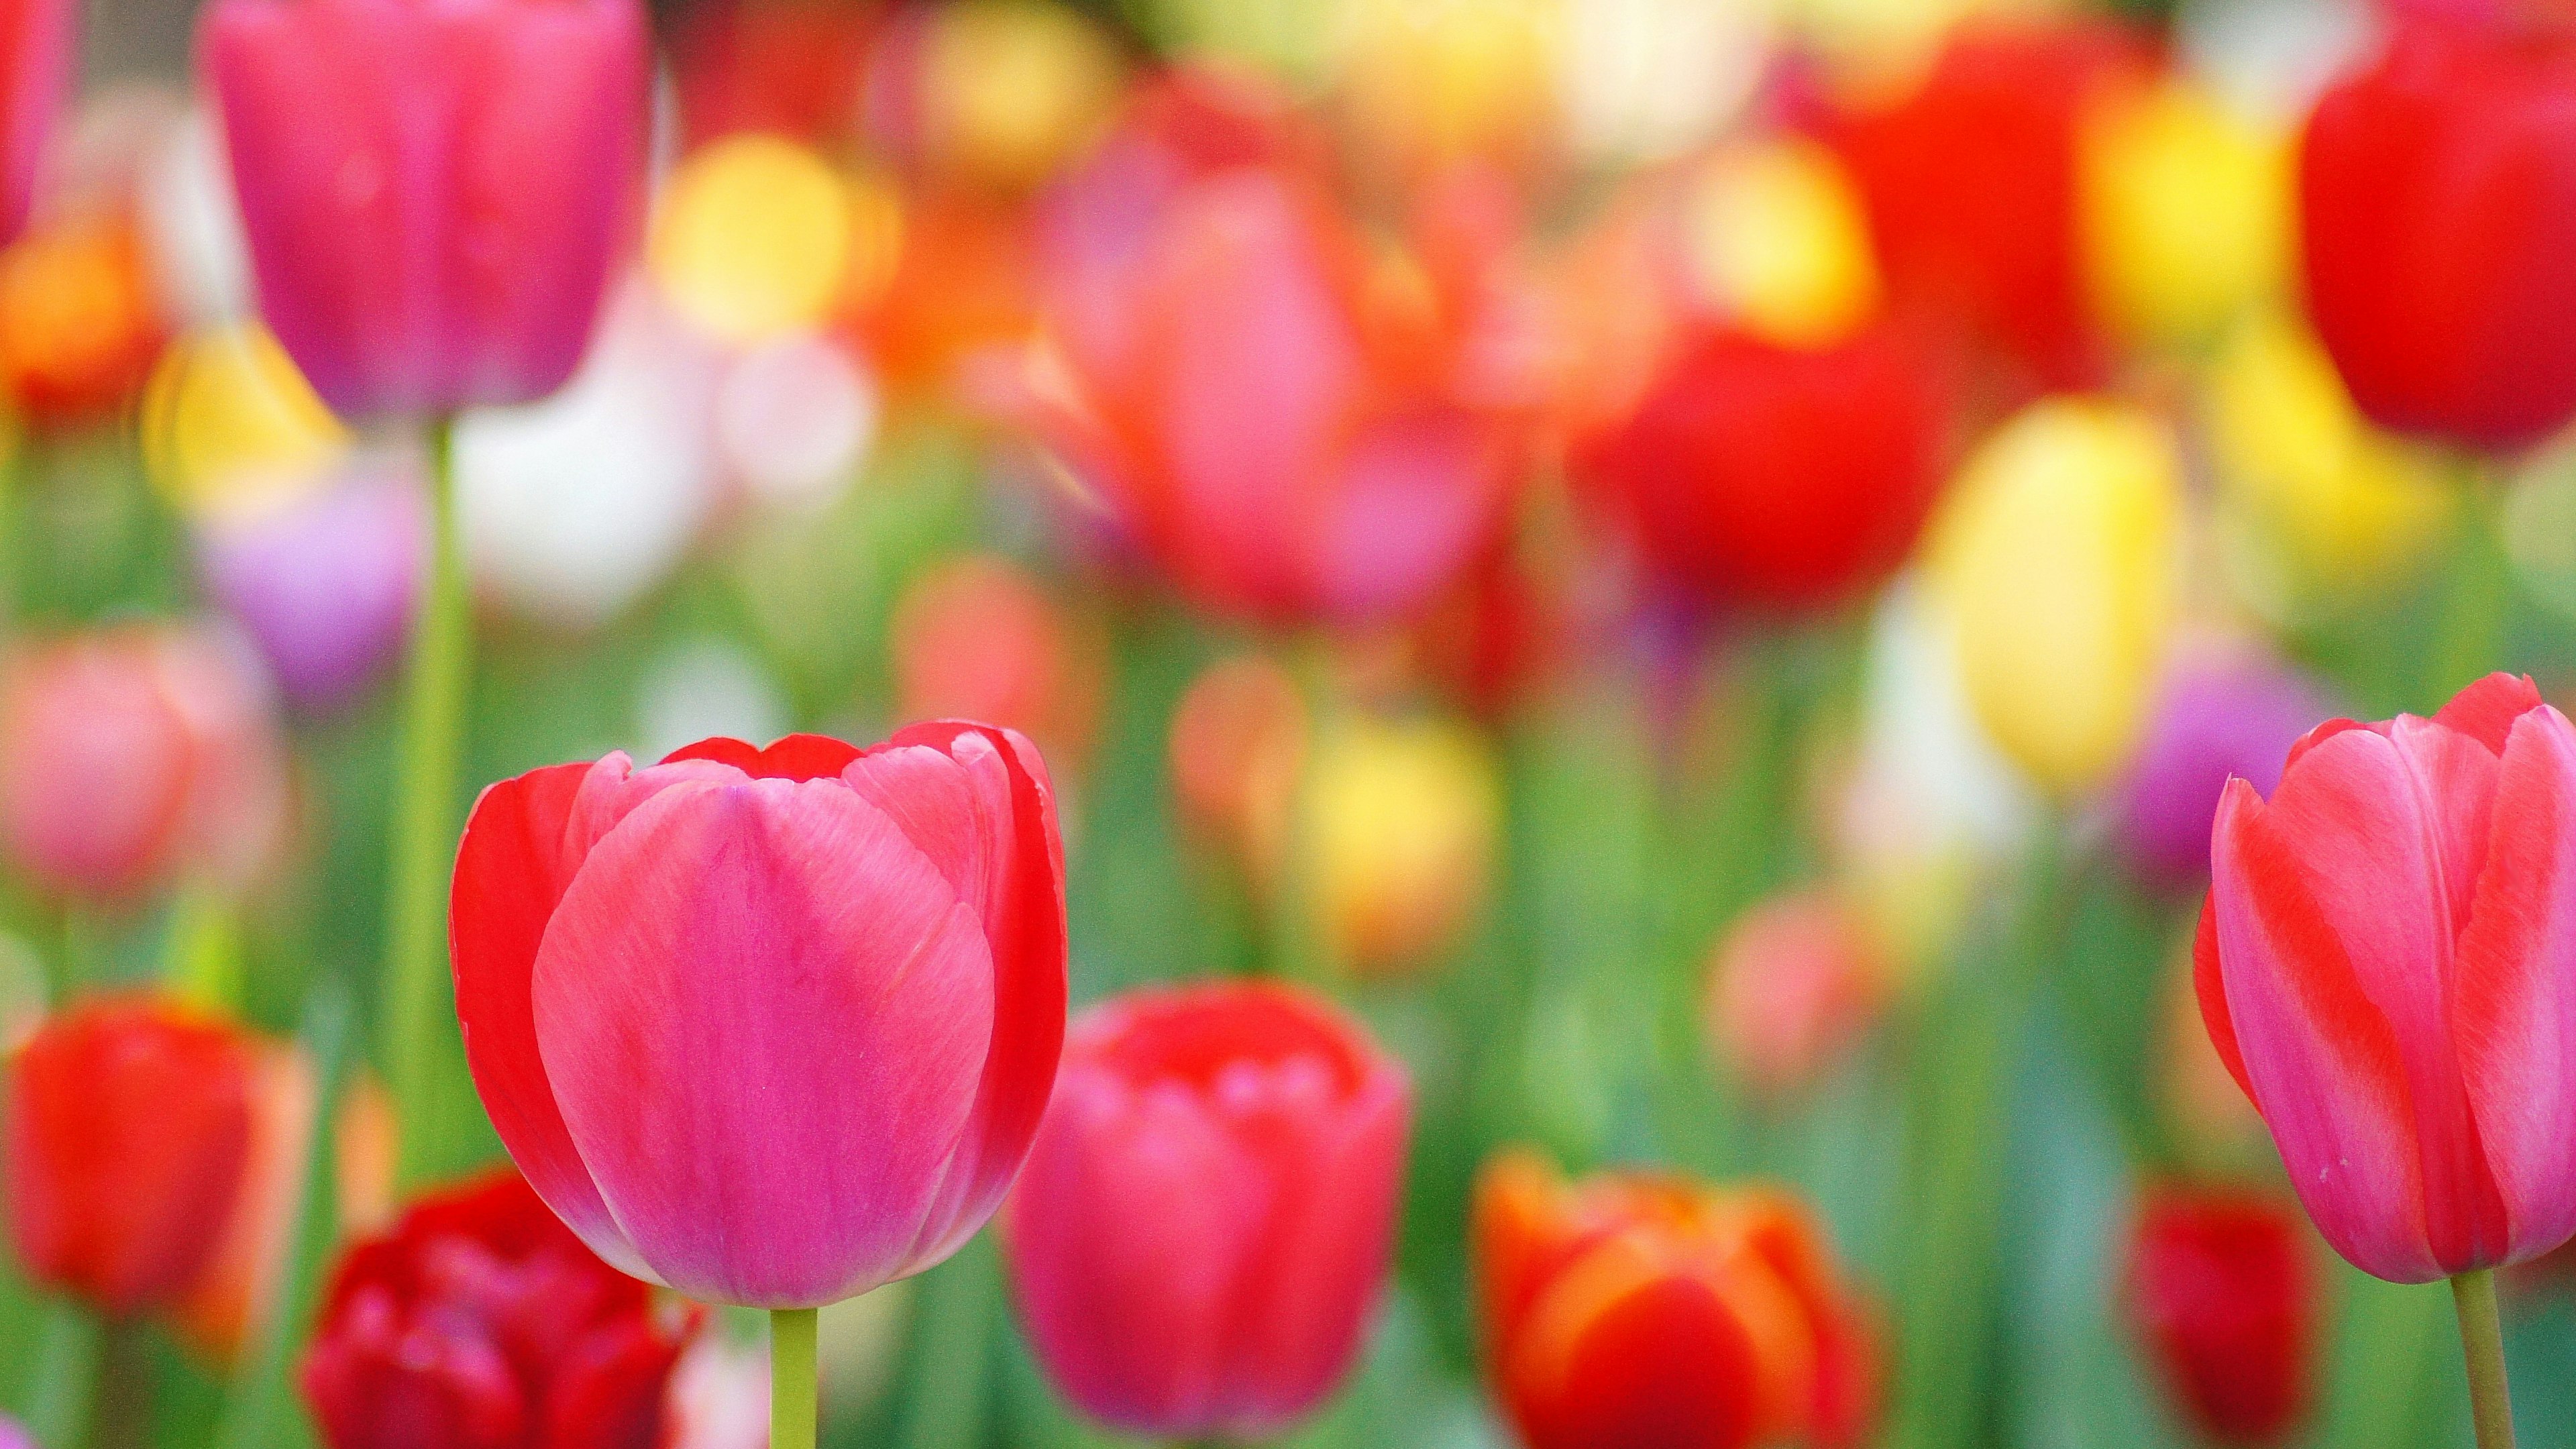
xmin=2455 ymin=704 xmax=2576 ymax=1263
xmin=2436 ymin=674 xmax=2547 ymax=756
xmin=450 ymin=762 xmax=650 ymax=1280
xmin=2210 ymin=778 xmax=2441 ymax=1281
xmin=2281 ymin=716 xmax=2371 ymax=775
xmin=533 ymin=777 xmax=994 ymax=1307
xmin=2192 ymin=892 xmax=2255 ymax=1108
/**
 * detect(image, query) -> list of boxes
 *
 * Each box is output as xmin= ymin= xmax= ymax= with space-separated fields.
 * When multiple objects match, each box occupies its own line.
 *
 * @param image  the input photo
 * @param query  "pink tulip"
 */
xmin=449 ymin=726 xmax=1067 ymax=1308
xmin=2198 ymin=672 xmax=2576 ymax=1281
xmin=199 ymin=0 xmax=648 ymax=419
xmin=0 ymin=0 xmax=68 ymax=246
xmin=1002 ymin=981 xmax=1411 ymax=1439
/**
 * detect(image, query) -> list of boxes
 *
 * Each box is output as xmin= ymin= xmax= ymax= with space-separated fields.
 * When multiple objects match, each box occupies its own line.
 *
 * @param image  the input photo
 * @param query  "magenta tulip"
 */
xmin=2198 ymin=673 xmax=2576 ymax=1282
xmin=449 ymin=726 xmax=1067 ymax=1309
xmin=0 ymin=0 xmax=68 ymax=247
xmin=199 ymin=0 xmax=648 ymax=419
xmin=1002 ymin=982 xmax=1411 ymax=1439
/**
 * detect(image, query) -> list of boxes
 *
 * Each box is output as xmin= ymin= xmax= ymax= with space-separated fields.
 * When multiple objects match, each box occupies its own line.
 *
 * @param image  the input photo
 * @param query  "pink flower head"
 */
xmin=2198 ymin=673 xmax=2576 ymax=1281
xmin=450 ymin=725 xmax=1068 ymax=1309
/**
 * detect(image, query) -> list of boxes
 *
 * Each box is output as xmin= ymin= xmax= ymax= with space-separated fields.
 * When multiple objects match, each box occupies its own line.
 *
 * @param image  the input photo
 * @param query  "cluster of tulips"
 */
xmin=0 ymin=0 xmax=2570 ymax=1446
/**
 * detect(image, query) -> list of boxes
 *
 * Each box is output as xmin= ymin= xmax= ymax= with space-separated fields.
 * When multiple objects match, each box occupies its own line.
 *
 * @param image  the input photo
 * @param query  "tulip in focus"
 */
xmin=1928 ymin=397 xmax=2183 ymax=796
xmin=0 ymin=0 xmax=68 ymax=246
xmin=890 ymin=555 xmax=1104 ymax=766
xmin=301 ymin=1169 xmax=696 ymax=1449
xmin=1004 ymin=982 xmax=1411 ymax=1438
xmin=0 ymin=623 xmax=290 ymax=898
xmin=2300 ymin=20 xmax=2576 ymax=449
xmin=2111 ymin=641 xmax=2333 ymax=891
xmin=1705 ymin=890 xmax=1888 ymax=1102
xmin=451 ymin=725 xmax=1067 ymax=1307
xmin=2197 ymin=673 xmax=2576 ymax=1282
xmin=1474 ymin=1150 xmax=1880 ymax=1449
xmin=1305 ymin=714 xmax=1499 ymax=975
xmin=7 ymin=996 xmax=256 ymax=1316
xmin=201 ymin=0 xmax=649 ymax=417
xmin=2126 ymin=1186 xmax=2316 ymax=1447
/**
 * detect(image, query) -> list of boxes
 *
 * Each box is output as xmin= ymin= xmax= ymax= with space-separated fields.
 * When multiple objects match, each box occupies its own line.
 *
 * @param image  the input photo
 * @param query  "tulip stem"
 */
xmin=771 ymin=1307 xmax=819 ymax=1449
xmin=2451 ymin=1269 xmax=2516 ymax=1449
xmin=21 ymin=1301 xmax=97 ymax=1449
xmin=385 ymin=414 xmax=471 ymax=1187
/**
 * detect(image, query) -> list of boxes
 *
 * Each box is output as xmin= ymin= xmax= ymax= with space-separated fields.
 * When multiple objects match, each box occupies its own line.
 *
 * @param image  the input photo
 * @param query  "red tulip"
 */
xmin=451 ymin=726 xmax=1066 ymax=1308
xmin=1474 ymin=1150 xmax=1879 ymax=1449
xmin=2198 ymin=673 xmax=2576 ymax=1281
xmin=1821 ymin=19 xmax=2152 ymax=390
xmin=6 ymin=996 xmax=256 ymax=1316
xmin=1021 ymin=69 xmax=1530 ymax=628
xmin=199 ymin=0 xmax=649 ymax=418
xmin=1001 ymin=982 xmax=1411 ymax=1438
xmin=0 ymin=623 xmax=290 ymax=899
xmin=2299 ymin=19 xmax=2576 ymax=449
xmin=0 ymin=0 xmax=66 ymax=246
xmin=2126 ymin=1185 xmax=2316 ymax=1447
xmin=1704 ymin=891 xmax=1889 ymax=1102
xmin=1570 ymin=320 xmax=1949 ymax=611
xmin=301 ymin=1169 xmax=696 ymax=1449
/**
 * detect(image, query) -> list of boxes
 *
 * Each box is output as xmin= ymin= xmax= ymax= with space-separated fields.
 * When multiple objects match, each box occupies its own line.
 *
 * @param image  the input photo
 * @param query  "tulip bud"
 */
xmin=2199 ymin=673 xmax=2576 ymax=1281
xmin=1304 ymin=714 xmax=1500 ymax=977
xmin=1927 ymin=398 xmax=2183 ymax=796
xmin=2125 ymin=1185 xmax=2317 ymax=1447
xmin=7 ymin=996 xmax=257 ymax=1316
xmin=1003 ymin=982 xmax=1411 ymax=1439
xmin=2078 ymin=78 xmax=2287 ymax=350
xmin=890 ymin=555 xmax=1105 ymax=767
xmin=301 ymin=1170 xmax=697 ymax=1449
xmin=1474 ymin=1150 xmax=1880 ymax=1449
xmin=201 ymin=0 xmax=649 ymax=419
xmin=1170 ymin=655 xmax=1310 ymax=890
xmin=0 ymin=622 xmax=290 ymax=899
xmin=2110 ymin=641 xmax=2334 ymax=891
xmin=2300 ymin=19 xmax=2576 ymax=449
xmin=1705 ymin=890 xmax=1888 ymax=1102
xmin=451 ymin=727 xmax=1067 ymax=1308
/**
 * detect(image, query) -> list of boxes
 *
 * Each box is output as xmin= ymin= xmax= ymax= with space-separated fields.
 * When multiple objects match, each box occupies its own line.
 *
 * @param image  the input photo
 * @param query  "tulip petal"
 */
xmin=2192 ymin=890 xmax=2255 ymax=1108
xmin=2436 ymin=674 xmax=2546 ymax=756
xmin=451 ymin=761 xmax=649 ymax=1279
xmin=660 ymin=734 xmax=863 ymax=782
xmin=533 ymin=776 xmax=994 ymax=1307
xmin=2209 ymin=776 xmax=2440 ymax=1281
xmin=1510 ymin=1238 xmax=1764 ymax=1449
xmin=2454 ymin=705 xmax=2576 ymax=1264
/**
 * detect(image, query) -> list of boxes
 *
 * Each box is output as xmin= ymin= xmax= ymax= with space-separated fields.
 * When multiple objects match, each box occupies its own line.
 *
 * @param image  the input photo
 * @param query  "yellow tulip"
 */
xmin=140 ymin=324 xmax=347 ymax=521
xmin=650 ymin=136 xmax=853 ymax=344
xmin=1928 ymin=398 xmax=2183 ymax=796
xmin=1685 ymin=138 xmax=1882 ymax=350
xmin=2204 ymin=311 xmax=2457 ymax=601
xmin=2079 ymin=78 xmax=2288 ymax=350
xmin=1303 ymin=714 xmax=1501 ymax=977
xmin=920 ymin=0 xmax=1124 ymax=191
xmin=1338 ymin=0 xmax=1560 ymax=176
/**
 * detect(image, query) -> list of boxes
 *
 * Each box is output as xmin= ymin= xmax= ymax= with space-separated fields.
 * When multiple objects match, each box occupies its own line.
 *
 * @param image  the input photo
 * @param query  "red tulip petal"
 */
xmin=2280 ymin=716 xmax=2373 ymax=775
xmin=2455 ymin=704 xmax=2576 ymax=1264
xmin=2192 ymin=885 xmax=2257 ymax=1110
xmin=659 ymin=734 xmax=863 ymax=782
xmin=1511 ymin=1243 xmax=1764 ymax=1449
xmin=2436 ymin=674 xmax=2546 ymax=757
xmin=531 ymin=776 xmax=993 ymax=1307
xmin=451 ymin=759 xmax=650 ymax=1280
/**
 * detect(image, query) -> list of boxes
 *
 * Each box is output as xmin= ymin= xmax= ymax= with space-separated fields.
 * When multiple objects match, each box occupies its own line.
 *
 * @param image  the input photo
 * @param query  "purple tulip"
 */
xmin=197 ymin=465 xmax=423 ymax=712
xmin=2112 ymin=642 xmax=2334 ymax=890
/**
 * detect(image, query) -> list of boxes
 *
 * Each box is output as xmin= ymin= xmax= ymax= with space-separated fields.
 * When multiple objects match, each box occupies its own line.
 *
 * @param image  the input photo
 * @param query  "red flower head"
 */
xmin=6 ymin=996 xmax=257 ymax=1316
xmin=1473 ymin=1151 xmax=1879 ymax=1449
xmin=2126 ymin=1185 xmax=2317 ymax=1447
xmin=301 ymin=1169 xmax=696 ymax=1449
xmin=1002 ymin=981 xmax=1411 ymax=1440
xmin=2299 ymin=19 xmax=2576 ymax=449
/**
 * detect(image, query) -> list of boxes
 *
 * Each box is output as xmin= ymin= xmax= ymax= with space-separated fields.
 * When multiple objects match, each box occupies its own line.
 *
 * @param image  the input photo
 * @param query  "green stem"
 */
xmin=21 ymin=1301 xmax=97 ymax=1449
xmin=2430 ymin=472 xmax=2512 ymax=704
xmin=771 ymin=1307 xmax=819 ymax=1449
xmin=2452 ymin=1269 xmax=2516 ymax=1449
xmin=386 ymin=416 xmax=470 ymax=1188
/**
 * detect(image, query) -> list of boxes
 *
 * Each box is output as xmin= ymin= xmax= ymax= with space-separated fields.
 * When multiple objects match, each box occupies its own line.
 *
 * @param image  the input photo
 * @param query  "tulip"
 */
xmin=669 ymin=0 xmax=872 ymax=150
xmin=199 ymin=0 xmax=649 ymax=419
xmin=0 ymin=0 xmax=67 ymax=247
xmin=2299 ymin=20 xmax=2576 ymax=449
xmin=1002 ymin=981 xmax=1411 ymax=1438
xmin=141 ymin=323 xmax=350 ymax=523
xmin=2198 ymin=675 xmax=2576 ymax=1442
xmin=1169 ymin=654 xmax=1309 ymax=891
xmin=1704 ymin=890 xmax=1888 ymax=1102
xmin=1927 ymin=398 xmax=2183 ymax=796
xmin=1570 ymin=319 xmax=1950 ymax=612
xmin=1303 ymin=715 xmax=1500 ymax=976
xmin=1473 ymin=1150 xmax=1880 ymax=1449
xmin=0 ymin=209 xmax=168 ymax=428
xmin=197 ymin=461 xmax=425 ymax=712
xmin=301 ymin=1169 xmax=696 ymax=1449
xmin=2078 ymin=77 xmax=2287 ymax=350
xmin=0 ymin=622 xmax=290 ymax=900
xmin=2126 ymin=1185 xmax=2316 ymax=1448
xmin=649 ymin=135 xmax=855 ymax=347
xmin=1021 ymin=69 xmax=1531 ymax=628
xmin=2111 ymin=642 xmax=2334 ymax=891
xmin=867 ymin=0 xmax=1128 ymax=194
xmin=7 ymin=996 xmax=256 ymax=1316
xmin=889 ymin=555 xmax=1105 ymax=767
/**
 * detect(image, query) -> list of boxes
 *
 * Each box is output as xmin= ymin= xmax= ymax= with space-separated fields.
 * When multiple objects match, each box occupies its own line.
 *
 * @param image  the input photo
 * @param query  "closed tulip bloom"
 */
xmin=2112 ymin=643 xmax=2335 ymax=891
xmin=1474 ymin=1151 xmax=1880 ymax=1449
xmin=2300 ymin=21 xmax=2576 ymax=449
xmin=2126 ymin=1185 xmax=2316 ymax=1447
xmin=199 ymin=0 xmax=649 ymax=419
xmin=1002 ymin=982 xmax=1411 ymax=1438
xmin=1929 ymin=398 xmax=2183 ymax=796
xmin=451 ymin=725 xmax=1067 ymax=1307
xmin=302 ymin=1170 xmax=696 ymax=1449
xmin=7 ymin=996 xmax=256 ymax=1316
xmin=2197 ymin=673 xmax=2576 ymax=1281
